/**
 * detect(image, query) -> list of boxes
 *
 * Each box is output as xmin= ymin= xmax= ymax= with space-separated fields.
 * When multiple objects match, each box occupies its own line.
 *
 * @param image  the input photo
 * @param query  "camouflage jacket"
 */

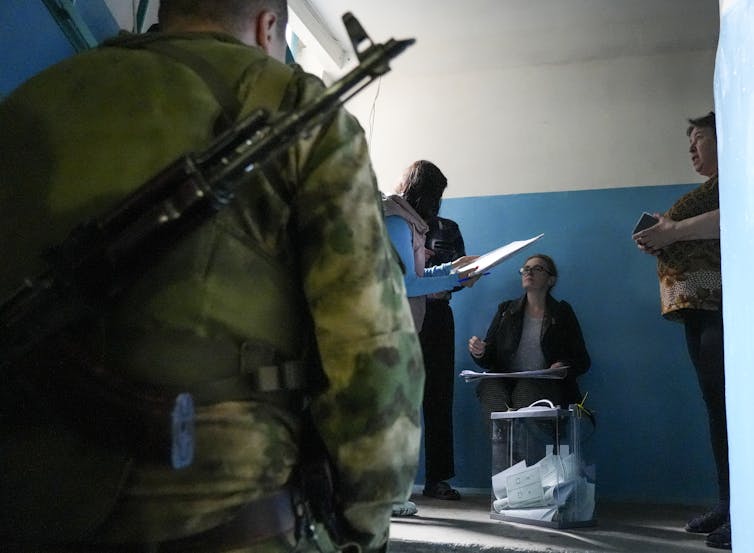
xmin=0 ymin=32 xmax=423 ymax=550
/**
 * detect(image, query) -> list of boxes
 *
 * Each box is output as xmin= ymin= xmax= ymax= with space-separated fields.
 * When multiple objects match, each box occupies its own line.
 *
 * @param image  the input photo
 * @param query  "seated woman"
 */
xmin=467 ymin=254 xmax=590 ymax=418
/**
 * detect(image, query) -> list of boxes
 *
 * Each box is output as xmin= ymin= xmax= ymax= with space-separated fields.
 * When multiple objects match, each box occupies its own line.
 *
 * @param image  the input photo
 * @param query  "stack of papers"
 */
xmin=459 ymin=366 xmax=567 ymax=382
xmin=491 ymin=453 xmax=596 ymax=522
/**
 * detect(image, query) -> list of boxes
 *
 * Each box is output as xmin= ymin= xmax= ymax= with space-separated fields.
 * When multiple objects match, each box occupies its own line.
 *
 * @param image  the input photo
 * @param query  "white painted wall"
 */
xmin=344 ymin=48 xmax=717 ymax=197
xmin=100 ymin=2 xmax=717 ymax=199
xmin=103 ymin=0 xmax=158 ymax=32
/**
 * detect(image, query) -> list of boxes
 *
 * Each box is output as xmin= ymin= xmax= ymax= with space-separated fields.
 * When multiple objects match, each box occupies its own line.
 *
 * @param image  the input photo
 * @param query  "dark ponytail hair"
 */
xmin=395 ymin=160 xmax=448 ymax=220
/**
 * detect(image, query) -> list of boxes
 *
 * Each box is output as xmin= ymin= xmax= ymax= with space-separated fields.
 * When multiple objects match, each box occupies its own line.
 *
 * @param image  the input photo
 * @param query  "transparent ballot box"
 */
xmin=490 ymin=403 xmax=595 ymax=528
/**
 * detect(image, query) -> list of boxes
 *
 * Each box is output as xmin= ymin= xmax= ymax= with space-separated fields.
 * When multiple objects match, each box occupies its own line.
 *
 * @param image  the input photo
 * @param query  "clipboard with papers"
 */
xmin=455 ymin=234 xmax=544 ymax=277
xmin=459 ymin=366 xmax=568 ymax=382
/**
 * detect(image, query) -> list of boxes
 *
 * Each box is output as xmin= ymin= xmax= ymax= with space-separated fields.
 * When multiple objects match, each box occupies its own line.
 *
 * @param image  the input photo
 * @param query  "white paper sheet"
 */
xmin=455 ymin=233 xmax=544 ymax=276
xmin=506 ymin=465 xmax=545 ymax=509
xmin=459 ymin=366 xmax=567 ymax=381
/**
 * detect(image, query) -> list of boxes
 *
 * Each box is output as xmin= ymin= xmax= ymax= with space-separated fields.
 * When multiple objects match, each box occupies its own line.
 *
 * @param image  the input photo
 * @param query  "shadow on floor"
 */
xmin=388 ymin=493 xmax=713 ymax=553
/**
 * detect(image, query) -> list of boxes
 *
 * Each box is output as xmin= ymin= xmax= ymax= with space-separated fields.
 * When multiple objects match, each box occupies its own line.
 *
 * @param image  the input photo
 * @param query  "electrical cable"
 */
xmin=367 ymin=76 xmax=382 ymax=144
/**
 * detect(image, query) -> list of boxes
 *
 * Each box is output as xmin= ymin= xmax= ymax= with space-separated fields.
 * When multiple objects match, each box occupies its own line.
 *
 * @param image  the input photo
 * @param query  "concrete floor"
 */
xmin=388 ymin=493 xmax=717 ymax=553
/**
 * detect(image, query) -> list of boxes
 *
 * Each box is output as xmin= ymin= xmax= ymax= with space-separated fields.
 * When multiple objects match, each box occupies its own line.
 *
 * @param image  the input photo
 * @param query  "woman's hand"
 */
xmin=457 ymin=270 xmax=481 ymax=287
xmin=451 ymin=255 xmax=480 ymax=271
xmin=632 ymin=213 xmax=676 ymax=255
xmin=633 ymin=209 xmax=721 ymax=256
xmin=452 ymin=255 xmax=481 ymax=287
xmin=549 ymin=361 xmax=569 ymax=375
xmin=468 ymin=335 xmax=486 ymax=358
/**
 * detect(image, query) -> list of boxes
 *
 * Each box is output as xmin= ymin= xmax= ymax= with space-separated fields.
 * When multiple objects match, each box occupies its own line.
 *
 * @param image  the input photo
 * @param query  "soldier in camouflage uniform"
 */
xmin=0 ymin=1 xmax=424 ymax=551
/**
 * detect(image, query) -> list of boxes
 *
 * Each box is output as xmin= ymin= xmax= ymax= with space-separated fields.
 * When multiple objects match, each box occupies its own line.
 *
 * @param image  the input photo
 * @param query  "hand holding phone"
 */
xmin=632 ymin=212 xmax=659 ymax=235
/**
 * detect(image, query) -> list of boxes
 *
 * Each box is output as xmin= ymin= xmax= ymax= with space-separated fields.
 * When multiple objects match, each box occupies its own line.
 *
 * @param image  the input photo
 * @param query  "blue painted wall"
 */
xmin=0 ymin=0 xmax=119 ymax=97
xmin=416 ymin=184 xmax=718 ymax=505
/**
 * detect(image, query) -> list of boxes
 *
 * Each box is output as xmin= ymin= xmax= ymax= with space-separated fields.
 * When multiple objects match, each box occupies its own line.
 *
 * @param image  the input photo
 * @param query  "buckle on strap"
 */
xmin=239 ymin=341 xmax=306 ymax=393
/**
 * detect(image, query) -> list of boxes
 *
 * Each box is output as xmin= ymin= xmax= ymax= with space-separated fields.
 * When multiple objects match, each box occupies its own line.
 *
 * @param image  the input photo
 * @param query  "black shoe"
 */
xmin=685 ymin=508 xmax=728 ymax=534
xmin=705 ymin=521 xmax=731 ymax=550
xmin=422 ymin=481 xmax=461 ymax=500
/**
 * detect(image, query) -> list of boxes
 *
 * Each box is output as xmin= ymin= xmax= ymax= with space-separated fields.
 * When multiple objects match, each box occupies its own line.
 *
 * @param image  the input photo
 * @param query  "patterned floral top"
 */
xmin=657 ymin=176 xmax=721 ymax=321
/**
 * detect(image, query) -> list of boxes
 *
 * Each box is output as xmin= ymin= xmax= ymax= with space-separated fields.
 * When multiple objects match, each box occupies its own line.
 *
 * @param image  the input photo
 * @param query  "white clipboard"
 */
xmin=455 ymin=233 xmax=544 ymax=276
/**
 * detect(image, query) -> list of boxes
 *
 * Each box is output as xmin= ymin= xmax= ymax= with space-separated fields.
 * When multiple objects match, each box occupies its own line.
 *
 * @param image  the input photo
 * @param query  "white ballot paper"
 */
xmin=491 ymin=453 xmax=596 ymax=522
xmin=506 ymin=465 xmax=545 ymax=509
xmin=455 ymin=233 xmax=544 ymax=276
xmin=492 ymin=460 xmax=527 ymax=499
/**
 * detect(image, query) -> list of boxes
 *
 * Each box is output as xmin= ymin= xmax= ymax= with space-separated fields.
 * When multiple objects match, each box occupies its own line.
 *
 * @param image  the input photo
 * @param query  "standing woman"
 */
xmin=467 ymin=254 xmax=590 ymax=418
xmin=383 ymin=160 xmax=478 ymax=516
xmin=632 ymin=112 xmax=729 ymax=550
xmin=383 ymin=160 xmax=478 ymax=331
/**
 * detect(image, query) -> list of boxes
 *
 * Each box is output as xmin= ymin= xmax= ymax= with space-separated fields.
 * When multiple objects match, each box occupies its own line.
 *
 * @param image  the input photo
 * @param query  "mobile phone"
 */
xmin=632 ymin=212 xmax=659 ymax=235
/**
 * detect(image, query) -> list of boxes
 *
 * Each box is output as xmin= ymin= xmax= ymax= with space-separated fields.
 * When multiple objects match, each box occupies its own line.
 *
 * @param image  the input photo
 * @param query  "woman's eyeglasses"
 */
xmin=519 ymin=265 xmax=552 ymax=276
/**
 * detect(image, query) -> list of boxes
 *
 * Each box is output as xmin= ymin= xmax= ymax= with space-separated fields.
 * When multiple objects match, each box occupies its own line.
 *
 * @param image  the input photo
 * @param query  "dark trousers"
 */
xmin=684 ymin=309 xmax=729 ymax=503
xmin=419 ymin=299 xmax=455 ymax=483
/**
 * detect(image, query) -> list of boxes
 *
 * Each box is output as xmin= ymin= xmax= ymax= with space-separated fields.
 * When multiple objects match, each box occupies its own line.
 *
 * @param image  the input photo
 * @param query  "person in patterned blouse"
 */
xmin=632 ymin=112 xmax=729 ymax=550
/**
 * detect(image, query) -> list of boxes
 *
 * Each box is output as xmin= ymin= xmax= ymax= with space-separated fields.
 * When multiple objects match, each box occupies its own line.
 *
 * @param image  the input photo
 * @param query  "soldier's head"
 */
xmin=159 ymin=0 xmax=288 ymax=61
xmin=395 ymin=160 xmax=448 ymax=221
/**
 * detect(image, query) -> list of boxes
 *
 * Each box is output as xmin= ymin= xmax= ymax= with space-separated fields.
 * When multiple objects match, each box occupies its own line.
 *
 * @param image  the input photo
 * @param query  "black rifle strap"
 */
xmin=99 ymin=34 xmax=240 ymax=137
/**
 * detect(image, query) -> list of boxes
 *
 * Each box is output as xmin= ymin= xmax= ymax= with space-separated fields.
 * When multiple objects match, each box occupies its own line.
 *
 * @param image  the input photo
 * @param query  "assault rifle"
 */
xmin=0 ymin=13 xmax=414 ymax=469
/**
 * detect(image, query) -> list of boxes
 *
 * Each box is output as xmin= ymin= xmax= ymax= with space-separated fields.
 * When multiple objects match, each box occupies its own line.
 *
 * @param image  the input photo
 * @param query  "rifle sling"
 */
xmin=136 ymin=40 xmax=242 ymax=136
xmin=101 ymin=33 xmax=242 ymax=135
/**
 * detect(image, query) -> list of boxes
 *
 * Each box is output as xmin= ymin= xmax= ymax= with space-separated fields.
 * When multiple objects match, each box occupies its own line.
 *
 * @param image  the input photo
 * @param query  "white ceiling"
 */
xmin=303 ymin=0 xmax=719 ymax=74
xmin=104 ymin=1 xmax=719 ymax=74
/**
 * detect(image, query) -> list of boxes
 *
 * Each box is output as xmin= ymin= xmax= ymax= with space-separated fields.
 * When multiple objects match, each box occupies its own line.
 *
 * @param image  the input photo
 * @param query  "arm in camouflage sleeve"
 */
xmin=288 ymin=74 xmax=425 ymax=551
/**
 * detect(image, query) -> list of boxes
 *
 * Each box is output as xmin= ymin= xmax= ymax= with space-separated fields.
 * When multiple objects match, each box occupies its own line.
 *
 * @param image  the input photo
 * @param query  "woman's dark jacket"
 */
xmin=471 ymin=293 xmax=590 ymax=405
